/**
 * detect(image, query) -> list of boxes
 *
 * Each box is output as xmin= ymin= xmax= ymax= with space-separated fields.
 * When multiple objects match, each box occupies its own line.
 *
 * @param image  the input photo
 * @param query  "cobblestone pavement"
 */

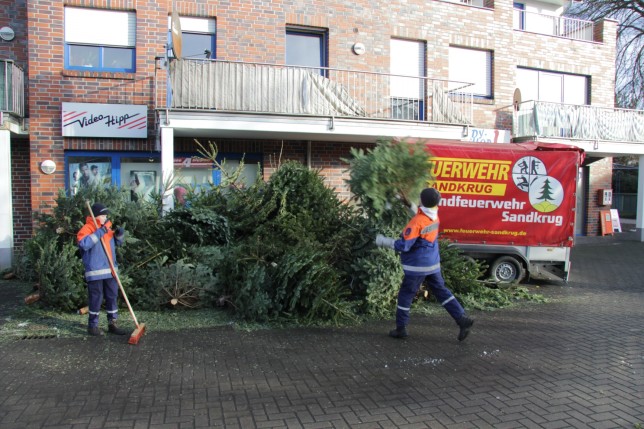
xmin=0 ymin=231 xmax=642 ymax=429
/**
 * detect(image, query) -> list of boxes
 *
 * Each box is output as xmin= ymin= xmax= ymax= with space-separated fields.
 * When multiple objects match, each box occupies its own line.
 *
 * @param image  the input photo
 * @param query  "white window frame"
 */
xmin=516 ymin=67 xmax=589 ymax=105
xmin=167 ymin=16 xmax=217 ymax=59
xmin=449 ymin=46 xmax=493 ymax=98
xmin=64 ymin=7 xmax=136 ymax=72
xmin=390 ymin=38 xmax=426 ymax=120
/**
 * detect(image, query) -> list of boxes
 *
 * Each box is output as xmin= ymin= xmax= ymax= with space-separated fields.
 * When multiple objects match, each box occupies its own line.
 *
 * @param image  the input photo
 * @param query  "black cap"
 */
xmin=91 ymin=203 xmax=109 ymax=217
xmin=420 ymin=188 xmax=441 ymax=208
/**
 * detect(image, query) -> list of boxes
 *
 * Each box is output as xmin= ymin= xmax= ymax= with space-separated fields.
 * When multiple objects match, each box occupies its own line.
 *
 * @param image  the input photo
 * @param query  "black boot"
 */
xmin=389 ymin=326 xmax=408 ymax=339
xmin=87 ymin=326 xmax=103 ymax=336
xmin=456 ymin=315 xmax=474 ymax=341
xmin=108 ymin=321 xmax=128 ymax=335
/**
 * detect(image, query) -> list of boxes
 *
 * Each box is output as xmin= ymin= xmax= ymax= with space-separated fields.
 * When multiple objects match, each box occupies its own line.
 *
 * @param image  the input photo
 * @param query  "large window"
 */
xmin=65 ymin=152 xmax=261 ymax=201
xmin=516 ymin=68 xmax=589 ymax=105
xmin=286 ymin=28 xmax=327 ymax=73
xmin=170 ymin=16 xmax=216 ymax=59
xmin=390 ymin=38 xmax=426 ymax=120
xmin=449 ymin=46 xmax=493 ymax=98
xmin=64 ymin=7 xmax=136 ymax=73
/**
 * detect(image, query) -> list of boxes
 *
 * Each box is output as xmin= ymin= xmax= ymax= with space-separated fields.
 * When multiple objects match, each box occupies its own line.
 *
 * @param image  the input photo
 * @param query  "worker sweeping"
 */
xmin=376 ymin=188 xmax=474 ymax=341
xmin=77 ymin=203 xmax=128 ymax=336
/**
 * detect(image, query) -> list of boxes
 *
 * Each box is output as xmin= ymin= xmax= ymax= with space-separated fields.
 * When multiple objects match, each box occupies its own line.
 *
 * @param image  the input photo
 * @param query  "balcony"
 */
xmin=514 ymin=8 xmax=594 ymax=42
xmin=513 ymin=100 xmax=644 ymax=143
xmin=0 ymin=60 xmax=25 ymax=118
xmin=159 ymin=59 xmax=474 ymax=127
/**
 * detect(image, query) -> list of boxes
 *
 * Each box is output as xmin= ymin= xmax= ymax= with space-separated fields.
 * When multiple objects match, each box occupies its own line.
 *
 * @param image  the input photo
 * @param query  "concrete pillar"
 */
xmin=0 ymin=130 xmax=13 ymax=269
xmin=637 ymin=155 xmax=644 ymax=242
xmin=160 ymin=126 xmax=175 ymax=214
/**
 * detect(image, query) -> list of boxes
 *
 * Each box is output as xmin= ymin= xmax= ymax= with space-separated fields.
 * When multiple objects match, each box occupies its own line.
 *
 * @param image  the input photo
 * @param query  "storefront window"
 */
xmin=66 ymin=151 xmax=261 ymax=200
xmin=174 ymin=156 xmax=215 ymax=193
xmin=121 ymin=157 xmax=161 ymax=202
xmin=68 ymin=156 xmax=112 ymax=195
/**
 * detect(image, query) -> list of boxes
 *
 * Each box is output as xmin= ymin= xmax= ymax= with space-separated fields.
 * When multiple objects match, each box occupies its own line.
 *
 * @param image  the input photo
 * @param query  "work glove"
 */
xmin=115 ymin=227 xmax=125 ymax=237
xmin=375 ymin=234 xmax=396 ymax=249
xmin=99 ymin=221 xmax=112 ymax=235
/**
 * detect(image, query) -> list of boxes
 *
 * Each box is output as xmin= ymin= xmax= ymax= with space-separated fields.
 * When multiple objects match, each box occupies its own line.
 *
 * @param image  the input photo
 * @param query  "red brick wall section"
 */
xmin=264 ymin=140 xmax=373 ymax=202
xmin=27 ymin=0 xmax=167 ymax=217
xmin=0 ymin=0 xmax=29 ymax=66
xmin=585 ymin=157 xmax=613 ymax=236
xmin=10 ymin=139 xmax=33 ymax=247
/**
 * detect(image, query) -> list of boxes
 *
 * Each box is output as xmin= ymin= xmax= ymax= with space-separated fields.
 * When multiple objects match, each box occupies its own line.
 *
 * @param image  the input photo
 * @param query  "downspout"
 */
xmin=307 ymin=141 xmax=312 ymax=169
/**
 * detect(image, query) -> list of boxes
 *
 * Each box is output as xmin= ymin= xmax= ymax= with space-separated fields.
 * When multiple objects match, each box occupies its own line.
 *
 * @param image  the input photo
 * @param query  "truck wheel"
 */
xmin=490 ymin=256 xmax=525 ymax=283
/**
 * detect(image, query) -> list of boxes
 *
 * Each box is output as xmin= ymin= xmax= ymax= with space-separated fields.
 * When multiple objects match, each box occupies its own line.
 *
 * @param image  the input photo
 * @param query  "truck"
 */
xmin=424 ymin=140 xmax=585 ymax=283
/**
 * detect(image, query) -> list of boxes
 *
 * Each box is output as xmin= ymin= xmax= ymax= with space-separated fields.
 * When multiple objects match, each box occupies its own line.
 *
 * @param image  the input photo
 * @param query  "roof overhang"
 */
xmin=515 ymin=136 xmax=644 ymax=158
xmin=157 ymin=110 xmax=471 ymax=144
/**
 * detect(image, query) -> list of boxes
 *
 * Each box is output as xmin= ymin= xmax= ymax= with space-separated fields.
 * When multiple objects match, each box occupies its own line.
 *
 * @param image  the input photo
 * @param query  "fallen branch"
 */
xmin=24 ymin=293 xmax=41 ymax=305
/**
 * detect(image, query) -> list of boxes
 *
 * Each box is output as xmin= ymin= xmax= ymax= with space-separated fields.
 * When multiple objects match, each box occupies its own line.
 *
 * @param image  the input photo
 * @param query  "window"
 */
xmin=516 ymin=68 xmax=588 ymax=105
xmin=449 ymin=47 xmax=493 ymax=98
xmin=390 ymin=39 xmax=426 ymax=120
xmin=68 ymin=156 xmax=112 ymax=195
xmin=286 ymin=28 xmax=327 ymax=73
xmin=169 ymin=16 xmax=216 ymax=59
xmin=65 ymin=152 xmax=261 ymax=201
xmin=514 ymin=2 xmax=525 ymax=30
xmin=65 ymin=7 xmax=136 ymax=73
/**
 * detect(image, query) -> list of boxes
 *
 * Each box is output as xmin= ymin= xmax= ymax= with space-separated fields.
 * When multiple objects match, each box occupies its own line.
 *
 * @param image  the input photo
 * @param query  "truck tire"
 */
xmin=489 ymin=256 xmax=525 ymax=283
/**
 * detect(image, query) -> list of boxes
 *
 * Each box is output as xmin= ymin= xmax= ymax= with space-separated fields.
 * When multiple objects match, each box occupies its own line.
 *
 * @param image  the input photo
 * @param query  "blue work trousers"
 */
xmin=87 ymin=278 xmax=119 ymax=328
xmin=396 ymin=272 xmax=465 ymax=328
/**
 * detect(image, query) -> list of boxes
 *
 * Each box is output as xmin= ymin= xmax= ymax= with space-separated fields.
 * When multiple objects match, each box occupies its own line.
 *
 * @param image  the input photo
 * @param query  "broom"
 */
xmin=85 ymin=201 xmax=146 ymax=345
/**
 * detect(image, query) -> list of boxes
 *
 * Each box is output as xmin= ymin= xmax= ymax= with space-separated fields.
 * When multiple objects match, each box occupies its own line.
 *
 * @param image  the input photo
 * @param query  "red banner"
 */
xmin=426 ymin=142 xmax=583 ymax=247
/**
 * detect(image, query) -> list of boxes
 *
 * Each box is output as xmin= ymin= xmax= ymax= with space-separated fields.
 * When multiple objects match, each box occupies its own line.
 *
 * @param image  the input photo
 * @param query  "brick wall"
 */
xmin=586 ymin=157 xmax=613 ymax=236
xmin=20 ymin=0 xmax=621 ymax=238
xmin=10 ymin=139 xmax=32 ymax=247
xmin=27 ymin=0 xmax=164 ymax=217
xmin=0 ymin=0 xmax=29 ymax=68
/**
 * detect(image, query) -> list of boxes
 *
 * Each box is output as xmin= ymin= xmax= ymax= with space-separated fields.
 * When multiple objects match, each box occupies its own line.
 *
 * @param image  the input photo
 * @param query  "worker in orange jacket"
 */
xmin=77 ymin=203 xmax=128 ymax=337
xmin=376 ymin=188 xmax=474 ymax=341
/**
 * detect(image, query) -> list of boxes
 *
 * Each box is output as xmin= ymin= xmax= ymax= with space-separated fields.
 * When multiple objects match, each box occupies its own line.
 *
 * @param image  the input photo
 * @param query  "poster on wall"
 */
xmin=129 ymin=170 xmax=157 ymax=202
xmin=69 ymin=160 xmax=112 ymax=194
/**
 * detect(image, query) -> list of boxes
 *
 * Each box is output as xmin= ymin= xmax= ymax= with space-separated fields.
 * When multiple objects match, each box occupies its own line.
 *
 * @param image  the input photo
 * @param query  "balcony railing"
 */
xmin=513 ymin=100 xmax=644 ymax=143
xmin=514 ymin=8 xmax=594 ymax=42
xmin=0 ymin=60 xmax=25 ymax=117
xmin=161 ymin=59 xmax=474 ymax=126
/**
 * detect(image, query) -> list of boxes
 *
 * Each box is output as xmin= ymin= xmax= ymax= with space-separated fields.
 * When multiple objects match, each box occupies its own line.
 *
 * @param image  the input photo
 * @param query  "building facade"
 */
xmin=1 ymin=0 xmax=644 ymax=269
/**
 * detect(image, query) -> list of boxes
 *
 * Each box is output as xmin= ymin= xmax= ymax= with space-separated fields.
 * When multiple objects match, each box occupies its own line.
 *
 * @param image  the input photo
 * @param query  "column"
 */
xmin=0 ymin=130 xmax=13 ymax=269
xmin=160 ymin=126 xmax=175 ymax=214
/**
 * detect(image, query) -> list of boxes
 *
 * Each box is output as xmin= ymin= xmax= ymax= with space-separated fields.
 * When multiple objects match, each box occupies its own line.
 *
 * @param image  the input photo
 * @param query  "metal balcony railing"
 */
xmin=0 ymin=60 xmax=25 ymax=118
xmin=160 ymin=59 xmax=474 ymax=126
xmin=513 ymin=100 xmax=644 ymax=143
xmin=514 ymin=8 xmax=594 ymax=42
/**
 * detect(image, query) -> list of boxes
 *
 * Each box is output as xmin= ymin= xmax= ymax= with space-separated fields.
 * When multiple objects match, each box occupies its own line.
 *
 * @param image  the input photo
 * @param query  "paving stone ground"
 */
xmin=0 ymin=230 xmax=642 ymax=429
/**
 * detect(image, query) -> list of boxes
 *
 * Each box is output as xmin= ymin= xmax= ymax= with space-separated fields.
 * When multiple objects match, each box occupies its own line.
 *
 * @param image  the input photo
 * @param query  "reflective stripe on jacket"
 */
xmin=393 ymin=208 xmax=441 ymax=276
xmin=77 ymin=216 xmax=123 ymax=282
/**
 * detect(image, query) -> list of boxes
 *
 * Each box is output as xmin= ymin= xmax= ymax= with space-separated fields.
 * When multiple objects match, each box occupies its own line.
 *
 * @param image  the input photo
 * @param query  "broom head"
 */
xmin=128 ymin=323 xmax=146 ymax=345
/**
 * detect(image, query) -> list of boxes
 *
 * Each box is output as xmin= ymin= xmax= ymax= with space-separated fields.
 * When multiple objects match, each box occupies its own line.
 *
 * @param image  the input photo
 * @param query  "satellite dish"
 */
xmin=170 ymin=11 xmax=182 ymax=59
xmin=513 ymin=88 xmax=522 ymax=110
